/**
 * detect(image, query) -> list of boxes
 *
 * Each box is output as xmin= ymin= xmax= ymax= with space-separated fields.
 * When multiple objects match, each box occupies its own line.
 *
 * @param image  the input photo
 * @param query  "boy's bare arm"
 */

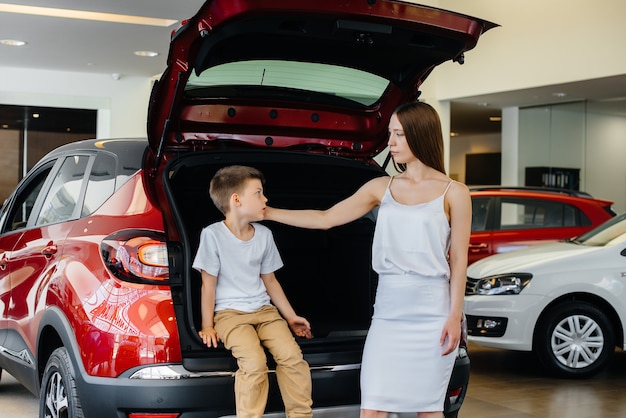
xmin=199 ymin=270 xmax=220 ymax=347
xmin=261 ymin=272 xmax=312 ymax=339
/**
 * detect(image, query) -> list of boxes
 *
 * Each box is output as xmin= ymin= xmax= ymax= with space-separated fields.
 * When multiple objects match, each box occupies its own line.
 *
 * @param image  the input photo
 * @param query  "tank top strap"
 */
xmin=442 ymin=180 xmax=454 ymax=196
xmin=386 ymin=176 xmax=394 ymax=189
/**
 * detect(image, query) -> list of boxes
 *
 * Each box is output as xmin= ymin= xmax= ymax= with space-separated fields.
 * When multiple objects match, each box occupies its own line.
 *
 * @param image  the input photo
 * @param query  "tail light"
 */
xmin=101 ymin=229 xmax=169 ymax=284
xmin=448 ymin=386 xmax=464 ymax=406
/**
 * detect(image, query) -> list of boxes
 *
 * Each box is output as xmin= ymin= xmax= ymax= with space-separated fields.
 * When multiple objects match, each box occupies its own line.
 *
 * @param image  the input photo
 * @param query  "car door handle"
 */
xmin=469 ymin=243 xmax=488 ymax=252
xmin=42 ymin=245 xmax=58 ymax=257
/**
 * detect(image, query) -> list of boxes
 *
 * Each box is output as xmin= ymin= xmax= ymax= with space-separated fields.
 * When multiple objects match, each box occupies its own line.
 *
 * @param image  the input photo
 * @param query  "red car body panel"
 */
xmin=468 ymin=189 xmax=614 ymax=265
xmin=0 ymin=173 xmax=181 ymax=378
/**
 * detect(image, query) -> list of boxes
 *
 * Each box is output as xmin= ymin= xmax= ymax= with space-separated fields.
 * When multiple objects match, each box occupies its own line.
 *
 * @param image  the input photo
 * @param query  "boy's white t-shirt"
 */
xmin=192 ymin=221 xmax=283 ymax=312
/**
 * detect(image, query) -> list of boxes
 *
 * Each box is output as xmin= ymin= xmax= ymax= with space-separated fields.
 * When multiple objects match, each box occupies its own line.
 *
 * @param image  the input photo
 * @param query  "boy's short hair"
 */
xmin=209 ymin=165 xmax=265 ymax=215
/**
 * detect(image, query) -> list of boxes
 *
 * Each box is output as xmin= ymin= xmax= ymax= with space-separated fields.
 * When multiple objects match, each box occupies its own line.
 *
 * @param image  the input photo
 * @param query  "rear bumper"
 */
xmin=75 ymin=355 xmax=469 ymax=418
xmin=75 ymin=365 xmax=362 ymax=418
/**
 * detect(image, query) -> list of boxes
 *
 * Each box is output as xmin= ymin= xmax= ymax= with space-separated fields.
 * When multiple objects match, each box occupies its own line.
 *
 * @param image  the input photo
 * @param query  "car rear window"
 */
xmin=499 ymin=198 xmax=590 ymax=229
xmin=185 ymin=60 xmax=388 ymax=107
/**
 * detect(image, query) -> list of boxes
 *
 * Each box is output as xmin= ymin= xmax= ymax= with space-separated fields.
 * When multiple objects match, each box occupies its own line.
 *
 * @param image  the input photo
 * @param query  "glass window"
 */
xmin=1 ymin=165 xmax=53 ymax=233
xmin=471 ymin=197 xmax=491 ymax=232
xmin=186 ymin=60 xmax=389 ymax=107
xmin=0 ymin=104 xmax=97 ymax=203
xmin=499 ymin=198 xmax=585 ymax=230
xmin=82 ymin=153 xmax=116 ymax=216
xmin=579 ymin=212 xmax=626 ymax=247
xmin=36 ymin=155 xmax=89 ymax=225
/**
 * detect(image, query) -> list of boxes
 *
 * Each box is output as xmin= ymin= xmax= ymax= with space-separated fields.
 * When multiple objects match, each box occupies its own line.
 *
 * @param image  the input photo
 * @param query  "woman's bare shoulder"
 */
xmin=449 ymin=179 xmax=469 ymax=193
xmin=361 ymin=175 xmax=391 ymax=200
xmin=446 ymin=180 xmax=471 ymax=205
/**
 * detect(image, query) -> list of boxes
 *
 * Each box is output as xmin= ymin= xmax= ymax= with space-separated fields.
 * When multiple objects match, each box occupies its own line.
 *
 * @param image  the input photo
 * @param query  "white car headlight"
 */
xmin=474 ymin=273 xmax=532 ymax=295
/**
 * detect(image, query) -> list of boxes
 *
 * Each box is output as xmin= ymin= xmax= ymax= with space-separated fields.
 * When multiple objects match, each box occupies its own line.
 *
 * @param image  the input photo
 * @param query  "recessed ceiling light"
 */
xmin=0 ymin=3 xmax=178 ymax=27
xmin=134 ymin=50 xmax=159 ymax=57
xmin=450 ymin=132 xmax=459 ymax=137
xmin=0 ymin=39 xmax=27 ymax=46
xmin=489 ymin=116 xmax=502 ymax=122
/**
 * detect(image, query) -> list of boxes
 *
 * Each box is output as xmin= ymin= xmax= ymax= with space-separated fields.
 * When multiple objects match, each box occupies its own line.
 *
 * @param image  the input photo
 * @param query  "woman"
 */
xmin=265 ymin=101 xmax=471 ymax=417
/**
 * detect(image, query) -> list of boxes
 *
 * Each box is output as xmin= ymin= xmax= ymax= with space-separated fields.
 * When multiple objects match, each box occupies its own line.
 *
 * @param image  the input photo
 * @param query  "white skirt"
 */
xmin=360 ymin=274 xmax=457 ymax=413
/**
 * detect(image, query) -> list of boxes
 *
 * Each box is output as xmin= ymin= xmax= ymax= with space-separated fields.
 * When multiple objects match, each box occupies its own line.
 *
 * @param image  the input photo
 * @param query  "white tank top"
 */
xmin=372 ymin=178 xmax=453 ymax=279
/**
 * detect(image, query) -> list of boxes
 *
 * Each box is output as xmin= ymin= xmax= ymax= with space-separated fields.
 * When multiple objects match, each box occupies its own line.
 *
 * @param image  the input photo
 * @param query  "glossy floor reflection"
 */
xmin=460 ymin=343 xmax=626 ymax=418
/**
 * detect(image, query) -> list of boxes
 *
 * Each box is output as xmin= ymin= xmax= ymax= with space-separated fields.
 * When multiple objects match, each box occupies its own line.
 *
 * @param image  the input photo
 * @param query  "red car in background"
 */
xmin=469 ymin=186 xmax=615 ymax=264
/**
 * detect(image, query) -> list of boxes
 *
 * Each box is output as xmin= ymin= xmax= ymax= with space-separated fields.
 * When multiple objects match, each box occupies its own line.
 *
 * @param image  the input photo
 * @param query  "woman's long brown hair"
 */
xmin=392 ymin=101 xmax=446 ymax=175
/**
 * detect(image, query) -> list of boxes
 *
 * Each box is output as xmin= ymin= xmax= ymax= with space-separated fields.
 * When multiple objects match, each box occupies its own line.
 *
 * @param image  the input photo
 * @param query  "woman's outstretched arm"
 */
xmin=265 ymin=176 xmax=388 ymax=229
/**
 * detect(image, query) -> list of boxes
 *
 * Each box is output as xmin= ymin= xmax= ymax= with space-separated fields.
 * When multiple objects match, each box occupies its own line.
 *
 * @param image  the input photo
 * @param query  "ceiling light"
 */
xmin=552 ymin=92 xmax=567 ymax=98
xmin=0 ymin=39 xmax=26 ymax=46
xmin=0 ymin=3 xmax=178 ymax=27
xmin=134 ymin=50 xmax=159 ymax=57
xmin=489 ymin=116 xmax=502 ymax=122
xmin=450 ymin=132 xmax=459 ymax=137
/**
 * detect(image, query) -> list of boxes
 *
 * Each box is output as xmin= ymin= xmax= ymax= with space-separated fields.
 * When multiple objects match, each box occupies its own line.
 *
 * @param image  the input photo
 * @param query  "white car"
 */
xmin=464 ymin=212 xmax=626 ymax=378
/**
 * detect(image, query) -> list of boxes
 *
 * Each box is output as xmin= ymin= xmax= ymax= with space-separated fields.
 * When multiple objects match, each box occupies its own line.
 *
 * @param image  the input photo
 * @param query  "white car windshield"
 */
xmin=577 ymin=212 xmax=626 ymax=247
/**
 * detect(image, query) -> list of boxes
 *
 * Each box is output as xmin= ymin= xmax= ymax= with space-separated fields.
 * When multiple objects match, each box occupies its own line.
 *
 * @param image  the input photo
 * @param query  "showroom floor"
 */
xmin=461 ymin=343 xmax=626 ymax=418
xmin=3 ymin=342 xmax=626 ymax=417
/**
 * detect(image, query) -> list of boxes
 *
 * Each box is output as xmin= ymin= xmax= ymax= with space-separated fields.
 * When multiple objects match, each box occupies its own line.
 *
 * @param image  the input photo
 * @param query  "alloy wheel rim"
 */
xmin=45 ymin=371 xmax=69 ymax=418
xmin=550 ymin=314 xmax=604 ymax=369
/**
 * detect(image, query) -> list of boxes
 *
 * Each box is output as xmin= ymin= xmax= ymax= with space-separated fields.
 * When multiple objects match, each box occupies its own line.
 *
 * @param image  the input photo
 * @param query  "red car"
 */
xmin=469 ymin=186 xmax=615 ymax=264
xmin=0 ymin=1 xmax=495 ymax=417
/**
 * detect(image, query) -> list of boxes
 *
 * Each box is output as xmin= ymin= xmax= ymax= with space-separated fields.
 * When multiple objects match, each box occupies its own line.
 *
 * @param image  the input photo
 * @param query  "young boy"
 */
xmin=192 ymin=165 xmax=313 ymax=418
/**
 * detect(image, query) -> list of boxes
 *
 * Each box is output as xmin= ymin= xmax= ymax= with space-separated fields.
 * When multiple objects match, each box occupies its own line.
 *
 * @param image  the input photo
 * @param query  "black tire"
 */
xmin=535 ymin=301 xmax=614 ymax=379
xmin=39 ymin=347 xmax=84 ymax=418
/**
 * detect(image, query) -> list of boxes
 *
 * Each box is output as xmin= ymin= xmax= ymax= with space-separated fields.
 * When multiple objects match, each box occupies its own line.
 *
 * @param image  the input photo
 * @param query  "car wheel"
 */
xmin=40 ymin=347 xmax=84 ymax=418
xmin=535 ymin=301 xmax=614 ymax=379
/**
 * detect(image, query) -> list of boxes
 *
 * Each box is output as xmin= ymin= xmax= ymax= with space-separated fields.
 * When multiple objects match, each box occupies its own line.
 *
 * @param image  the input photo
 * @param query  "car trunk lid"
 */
xmin=147 ymin=0 xmax=497 ymax=163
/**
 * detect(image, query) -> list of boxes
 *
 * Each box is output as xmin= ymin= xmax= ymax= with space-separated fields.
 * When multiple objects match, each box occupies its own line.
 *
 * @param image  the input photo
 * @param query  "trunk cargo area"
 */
xmin=164 ymin=149 xmax=385 ymax=409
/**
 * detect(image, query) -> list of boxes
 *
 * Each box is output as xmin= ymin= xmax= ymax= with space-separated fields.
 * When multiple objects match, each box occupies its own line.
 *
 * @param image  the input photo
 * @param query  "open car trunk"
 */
xmin=163 ymin=149 xmax=385 ymax=409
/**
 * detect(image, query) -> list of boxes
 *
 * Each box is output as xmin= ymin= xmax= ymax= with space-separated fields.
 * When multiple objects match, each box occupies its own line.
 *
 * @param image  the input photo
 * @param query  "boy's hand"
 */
xmin=288 ymin=316 xmax=313 ymax=339
xmin=198 ymin=326 xmax=220 ymax=348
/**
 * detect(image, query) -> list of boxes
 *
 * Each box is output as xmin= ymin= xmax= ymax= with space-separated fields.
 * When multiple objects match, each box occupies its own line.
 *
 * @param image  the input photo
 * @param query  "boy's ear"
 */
xmin=230 ymin=192 xmax=241 ymax=207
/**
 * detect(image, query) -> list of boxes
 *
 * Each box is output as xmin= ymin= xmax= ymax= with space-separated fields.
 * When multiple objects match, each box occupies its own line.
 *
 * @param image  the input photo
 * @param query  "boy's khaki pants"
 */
xmin=214 ymin=305 xmax=313 ymax=418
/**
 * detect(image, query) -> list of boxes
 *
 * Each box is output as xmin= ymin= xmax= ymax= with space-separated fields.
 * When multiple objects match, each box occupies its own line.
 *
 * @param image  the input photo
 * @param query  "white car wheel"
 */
xmin=535 ymin=301 xmax=614 ymax=379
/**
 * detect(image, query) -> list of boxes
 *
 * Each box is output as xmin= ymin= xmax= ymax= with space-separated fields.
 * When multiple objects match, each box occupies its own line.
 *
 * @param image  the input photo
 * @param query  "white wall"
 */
xmin=0 ymin=67 xmax=152 ymax=139
xmin=585 ymin=105 xmax=626 ymax=212
xmin=449 ymin=133 xmax=501 ymax=184
xmin=518 ymin=102 xmax=586 ymax=187
xmin=431 ymin=0 xmax=626 ymax=101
